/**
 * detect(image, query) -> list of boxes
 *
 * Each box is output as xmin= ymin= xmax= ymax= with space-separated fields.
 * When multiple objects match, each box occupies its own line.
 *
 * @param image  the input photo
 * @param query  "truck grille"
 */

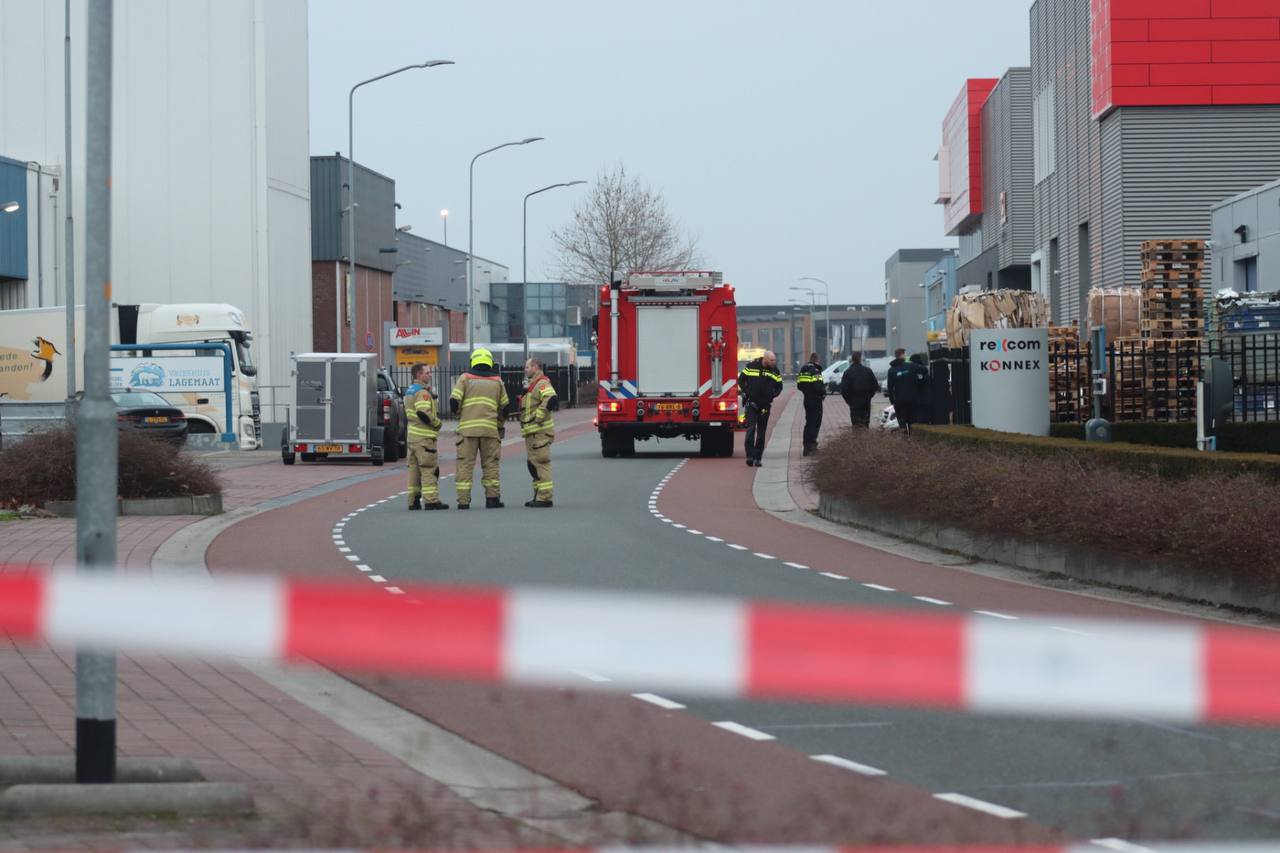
xmin=250 ymin=392 xmax=262 ymax=440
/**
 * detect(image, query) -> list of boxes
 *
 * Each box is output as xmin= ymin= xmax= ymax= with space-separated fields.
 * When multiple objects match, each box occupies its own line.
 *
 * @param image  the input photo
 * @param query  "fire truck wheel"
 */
xmin=600 ymin=432 xmax=619 ymax=458
xmin=619 ymin=435 xmax=636 ymax=457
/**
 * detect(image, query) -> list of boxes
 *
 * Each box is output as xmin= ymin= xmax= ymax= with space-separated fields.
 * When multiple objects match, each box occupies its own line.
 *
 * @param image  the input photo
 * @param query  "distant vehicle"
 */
xmin=375 ymin=368 xmax=407 ymax=462
xmin=595 ymin=271 xmax=741 ymax=458
xmin=111 ymin=390 xmax=188 ymax=446
xmin=867 ymin=356 xmax=894 ymax=385
xmin=822 ymin=360 xmax=850 ymax=394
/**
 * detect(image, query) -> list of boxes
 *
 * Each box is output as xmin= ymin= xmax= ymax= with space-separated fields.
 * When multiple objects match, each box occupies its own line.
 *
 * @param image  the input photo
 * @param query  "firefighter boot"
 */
xmin=408 ymin=497 xmax=422 ymax=511
xmin=423 ymin=500 xmax=450 ymax=510
xmin=525 ymin=499 xmax=553 ymax=508
xmin=486 ymin=496 xmax=505 ymax=509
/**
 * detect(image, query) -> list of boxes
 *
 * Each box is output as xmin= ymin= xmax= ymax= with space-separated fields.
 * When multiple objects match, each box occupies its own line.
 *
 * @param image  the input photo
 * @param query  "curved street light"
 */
xmin=1 ymin=201 xmax=19 ymax=213
xmin=467 ymin=137 xmax=543 ymax=349
xmin=346 ymin=59 xmax=454 ymax=352
xmin=522 ymin=181 xmax=586 ymax=360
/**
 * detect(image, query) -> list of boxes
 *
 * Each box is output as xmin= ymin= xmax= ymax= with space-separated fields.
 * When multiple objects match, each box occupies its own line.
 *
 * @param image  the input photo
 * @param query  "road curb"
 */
xmin=0 ymin=756 xmax=204 ymax=785
xmin=45 ymin=494 xmax=223 ymax=517
xmin=0 ymin=781 xmax=253 ymax=817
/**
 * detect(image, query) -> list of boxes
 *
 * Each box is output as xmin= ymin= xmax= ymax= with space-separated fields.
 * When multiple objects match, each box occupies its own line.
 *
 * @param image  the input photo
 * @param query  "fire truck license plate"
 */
xmin=655 ymin=403 xmax=683 ymax=412
xmin=316 ymin=444 xmax=343 ymax=453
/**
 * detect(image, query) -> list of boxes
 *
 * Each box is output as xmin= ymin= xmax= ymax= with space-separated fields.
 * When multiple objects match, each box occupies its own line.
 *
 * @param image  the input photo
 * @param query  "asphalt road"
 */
xmin=222 ymin=405 xmax=1280 ymax=845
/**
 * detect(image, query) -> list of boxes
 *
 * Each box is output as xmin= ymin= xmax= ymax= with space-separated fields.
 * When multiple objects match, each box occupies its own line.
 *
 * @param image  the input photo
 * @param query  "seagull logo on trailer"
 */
xmin=978 ymin=337 xmax=1042 ymax=372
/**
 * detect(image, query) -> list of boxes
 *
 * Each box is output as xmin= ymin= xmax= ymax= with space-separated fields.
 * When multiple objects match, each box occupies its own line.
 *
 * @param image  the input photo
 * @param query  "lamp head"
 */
xmin=422 ymin=59 xmax=455 ymax=68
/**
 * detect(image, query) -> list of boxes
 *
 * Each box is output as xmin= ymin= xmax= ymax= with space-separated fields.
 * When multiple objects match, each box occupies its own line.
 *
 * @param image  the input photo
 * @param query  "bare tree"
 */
xmin=551 ymin=165 xmax=701 ymax=284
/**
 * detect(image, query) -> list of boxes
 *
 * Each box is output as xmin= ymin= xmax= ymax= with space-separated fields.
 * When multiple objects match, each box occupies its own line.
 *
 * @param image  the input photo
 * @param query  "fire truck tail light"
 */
xmin=598 ymin=402 xmax=620 ymax=413
xmin=716 ymin=400 xmax=738 ymax=413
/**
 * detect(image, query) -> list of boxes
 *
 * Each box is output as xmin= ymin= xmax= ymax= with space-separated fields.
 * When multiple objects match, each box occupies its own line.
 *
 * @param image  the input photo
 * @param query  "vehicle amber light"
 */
xmin=598 ymin=402 xmax=620 ymax=413
xmin=716 ymin=400 xmax=738 ymax=412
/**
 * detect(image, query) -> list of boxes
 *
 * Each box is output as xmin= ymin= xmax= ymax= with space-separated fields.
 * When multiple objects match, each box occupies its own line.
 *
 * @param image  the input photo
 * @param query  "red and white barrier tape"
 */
xmin=3 ymin=572 xmax=1279 ymax=726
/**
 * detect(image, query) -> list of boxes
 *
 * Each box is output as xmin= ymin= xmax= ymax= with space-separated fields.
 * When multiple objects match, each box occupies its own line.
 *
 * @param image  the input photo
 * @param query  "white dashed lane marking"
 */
xmin=913 ymin=596 xmax=952 ymax=606
xmin=712 ymin=721 xmax=775 ymax=741
xmin=811 ymin=754 xmax=888 ymax=776
xmin=632 ymin=693 xmax=686 ymax=710
xmin=975 ymin=610 xmax=1019 ymax=620
xmin=862 ymin=583 xmax=896 ymax=592
xmin=820 ymin=572 xmax=848 ymax=580
xmin=571 ymin=669 xmax=612 ymax=683
xmin=933 ymin=793 xmax=1026 ymax=819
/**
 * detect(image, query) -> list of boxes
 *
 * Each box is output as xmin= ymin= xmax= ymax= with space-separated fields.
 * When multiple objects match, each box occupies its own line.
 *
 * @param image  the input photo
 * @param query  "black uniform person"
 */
xmin=839 ymin=352 xmax=880 ymax=429
xmin=738 ymin=349 xmax=782 ymax=467
xmin=796 ymin=352 xmax=825 ymax=456
xmin=887 ymin=353 xmax=929 ymax=434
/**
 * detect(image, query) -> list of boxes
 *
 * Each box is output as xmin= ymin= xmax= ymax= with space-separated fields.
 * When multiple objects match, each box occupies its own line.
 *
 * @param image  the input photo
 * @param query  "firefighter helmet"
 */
xmin=470 ymin=347 xmax=494 ymax=369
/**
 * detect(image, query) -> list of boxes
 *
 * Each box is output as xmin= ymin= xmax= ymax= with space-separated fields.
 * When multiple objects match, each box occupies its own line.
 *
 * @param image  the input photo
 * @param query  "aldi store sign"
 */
xmin=969 ymin=328 xmax=1049 ymax=436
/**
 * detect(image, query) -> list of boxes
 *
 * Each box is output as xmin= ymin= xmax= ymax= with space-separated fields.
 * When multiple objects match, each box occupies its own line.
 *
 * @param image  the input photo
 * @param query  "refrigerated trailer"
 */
xmin=282 ymin=353 xmax=385 ymax=466
xmin=595 ymin=271 xmax=741 ymax=457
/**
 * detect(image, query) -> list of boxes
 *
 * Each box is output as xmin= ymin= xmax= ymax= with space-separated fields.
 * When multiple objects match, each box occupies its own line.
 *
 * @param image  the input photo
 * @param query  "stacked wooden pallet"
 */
xmin=1139 ymin=239 xmax=1205 ymax=421
xmin=1048 ymin=324 xmax=1091 ymax=422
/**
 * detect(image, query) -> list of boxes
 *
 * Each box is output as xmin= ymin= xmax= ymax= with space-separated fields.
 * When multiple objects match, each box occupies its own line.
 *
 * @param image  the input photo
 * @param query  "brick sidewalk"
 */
xmin=785 ymin=393 xmax=889 ymax=512
xmin=0 ymin=415 xmax=598 ymax=848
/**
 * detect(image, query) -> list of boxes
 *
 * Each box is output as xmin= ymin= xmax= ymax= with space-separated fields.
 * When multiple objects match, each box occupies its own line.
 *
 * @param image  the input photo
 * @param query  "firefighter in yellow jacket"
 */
xmin=405 ymin=363 xmax=447 ymax=511
xmin=450 ymin=348 xmax=510 ymax=509
xmin=520 ymin=358 xmax=558 ymax=508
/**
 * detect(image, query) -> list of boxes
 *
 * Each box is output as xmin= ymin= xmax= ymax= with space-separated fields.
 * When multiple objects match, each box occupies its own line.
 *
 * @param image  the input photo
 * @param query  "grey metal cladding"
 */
xmin=1111 ymin=106 xmax=1280 ymax=288
xmin=392 ymin=232 xmax=469 ymax=311
xmin=1030 ymin=0 xmax=1104 ymax=323
xmin=979 ymin=68 xmax=1034 ymax=272
xmin=309 ymin=155 xmax=397 ymax=273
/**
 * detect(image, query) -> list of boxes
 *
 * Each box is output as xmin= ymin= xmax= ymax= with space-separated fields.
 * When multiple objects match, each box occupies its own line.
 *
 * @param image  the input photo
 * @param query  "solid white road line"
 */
xmin=571 ymin=669 xmax=612 ymax=683
xmin=784 ymin=562 xmax=809 ymax=570
xmin=712 ymin=721 xmax=776 ymax=741
xmin=820 ymin=572 xmax=848 ymax=580
xmin=933 ymin=793 xmax=1026 ymax=819
xmin=810 ymin=754 xmax=888 ymax=776
xmin=913 ymin=596 xmax=952 ymax=606
xmin=632 ymin=692 xmax=686 ymax=710
xmin=975 ymin=610 xmax=1019 ymax=620
xmin=862 ymin=583 xmax=895 ymax=592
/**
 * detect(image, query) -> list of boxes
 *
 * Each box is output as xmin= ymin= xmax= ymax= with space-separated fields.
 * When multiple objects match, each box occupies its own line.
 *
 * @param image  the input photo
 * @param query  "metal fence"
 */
xmin=386 ymin=364 xmax=594 ymax=418
xmin=928 ymin=333 xmax=1280 ymax=425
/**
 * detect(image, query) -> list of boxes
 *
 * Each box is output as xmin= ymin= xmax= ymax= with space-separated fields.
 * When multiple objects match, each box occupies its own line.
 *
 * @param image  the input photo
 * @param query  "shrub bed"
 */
xmin=1050 ymin=420 xmax=1280 ymax=454
xmin=916 ymin=424 xmax=1280 ymax=481
xmin=809 ymin=429 xmax=1277 ymax=578
xmin=0 ymin=426 xmax=221 ymax=509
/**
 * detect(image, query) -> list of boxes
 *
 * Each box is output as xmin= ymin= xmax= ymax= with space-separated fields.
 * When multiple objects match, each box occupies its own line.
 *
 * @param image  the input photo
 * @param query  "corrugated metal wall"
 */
xmin=1212 ymin=179 xmax=1280 ymax=291
xmin=979 ymin=68 xmax=1034 ymax=274
xmin=393 ymin=231 xmax=468 ymax=312
xmin=1108 ymin=106 xmax=1280 ymax=288
xmin=1031 ymin=0 xmax=1104 ymax=323
xmin=309 ymin=155 xmax=398 ymax=272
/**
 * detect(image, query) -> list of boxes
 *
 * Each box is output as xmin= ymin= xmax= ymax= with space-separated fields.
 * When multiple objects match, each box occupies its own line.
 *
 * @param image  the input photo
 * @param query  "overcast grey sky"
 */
xmin=308 ymin=0 xmax=1031 ymax=306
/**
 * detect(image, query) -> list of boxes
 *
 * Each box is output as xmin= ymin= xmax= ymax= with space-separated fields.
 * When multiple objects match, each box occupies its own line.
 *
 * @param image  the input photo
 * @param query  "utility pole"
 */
xmin=76 ymin=0 xmax=117 ymax=785
xmin=64 ymin=0 xmax=77 ymax=400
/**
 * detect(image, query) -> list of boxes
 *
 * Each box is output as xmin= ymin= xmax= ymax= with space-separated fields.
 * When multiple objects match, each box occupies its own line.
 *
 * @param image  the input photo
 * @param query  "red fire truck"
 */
xmin=595 ymin=271 xmax=741 ymax=458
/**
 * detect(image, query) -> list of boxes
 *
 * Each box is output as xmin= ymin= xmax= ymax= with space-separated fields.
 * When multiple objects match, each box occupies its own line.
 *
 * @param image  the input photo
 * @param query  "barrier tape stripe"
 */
xmin=5 ymin=572 xmax=1280 ymax=726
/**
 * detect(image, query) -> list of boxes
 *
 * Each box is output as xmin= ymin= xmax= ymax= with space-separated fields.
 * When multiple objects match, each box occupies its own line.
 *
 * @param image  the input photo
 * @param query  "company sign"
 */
xmin=969 ymin=328 xmax=1049 ymax=436
xmin=390 ymin=326 xmax=444 ymax=347
xmin=109 ymin=356 xmax=226 ymax=393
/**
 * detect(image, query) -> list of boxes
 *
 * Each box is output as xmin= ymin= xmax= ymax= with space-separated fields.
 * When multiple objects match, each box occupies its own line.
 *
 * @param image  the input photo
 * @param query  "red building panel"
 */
xmin=938 ymin=78 xmax=998 ymax=237
xmin=1093 ymin=0 xmax=1280 ymax=116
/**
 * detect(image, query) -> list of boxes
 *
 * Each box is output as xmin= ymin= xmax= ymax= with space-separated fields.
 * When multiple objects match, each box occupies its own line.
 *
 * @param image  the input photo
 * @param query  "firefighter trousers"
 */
xmin=456 ymin=434 xmax=502 ymax=504
xmin=525 ymin=433 xmax=553 ymax=501
xmin=406 ymin=439 xmax=439 ymax=505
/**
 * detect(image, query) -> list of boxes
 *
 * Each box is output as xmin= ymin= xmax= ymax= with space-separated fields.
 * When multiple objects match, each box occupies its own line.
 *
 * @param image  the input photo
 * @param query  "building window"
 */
xmin=1034 ymin=85 xmax=1056 ymax=184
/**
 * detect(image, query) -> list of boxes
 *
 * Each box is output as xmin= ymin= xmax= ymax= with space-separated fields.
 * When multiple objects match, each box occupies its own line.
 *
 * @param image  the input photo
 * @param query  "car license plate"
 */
xmin=316 ymin=444 xmax=343 ymax=453
xmin=655 ymin=403 xmax=683 ymax=412
xmin=144 ymin=416 xmax=169 ymax=424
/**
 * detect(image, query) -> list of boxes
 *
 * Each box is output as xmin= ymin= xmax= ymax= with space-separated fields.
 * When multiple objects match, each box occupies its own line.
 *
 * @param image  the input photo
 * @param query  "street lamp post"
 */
xmin=467 ymin=137 xmax=543 ymax=351
xmin=799 ymin=277 xmax=832 ymax=360
xmin=440 ymin=209 xmax=448 ymax=245
xmin=347 ymin=59 xmax=453 ymax=353
xmin=522 ymin=180 xmax=585 ymax=362
xmin=788 ymin=296 xmax=813 ymax=365
xmin=789 ymin=286 xmax=817 ymax=357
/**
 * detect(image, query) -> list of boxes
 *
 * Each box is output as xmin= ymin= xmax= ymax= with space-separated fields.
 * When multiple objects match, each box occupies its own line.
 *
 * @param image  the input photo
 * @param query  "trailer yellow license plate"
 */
xmin=144 ymin=416 xmax=168 ymax=424
xmin=316 ymin=444 xmax=343 ymax=453
xmin=654 ymin=403 xmax=683 ymax=412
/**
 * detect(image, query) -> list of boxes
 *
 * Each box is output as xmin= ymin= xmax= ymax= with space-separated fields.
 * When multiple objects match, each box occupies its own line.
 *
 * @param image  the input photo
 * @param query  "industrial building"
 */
xmin=1212 ymin=178 xmax=1280 ymax=293
xmin=885 ymin=249 xmax=952 ymax=356
xmin=0 ymin=0 xmax=313 ymax=393
xmin=923 ymin=250 xmax=960 ymax=341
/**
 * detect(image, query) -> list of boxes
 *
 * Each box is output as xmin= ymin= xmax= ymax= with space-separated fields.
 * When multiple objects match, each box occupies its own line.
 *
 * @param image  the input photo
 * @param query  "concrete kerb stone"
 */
xmin=0 ymin=756 xmax=204 ymax=785
xmin=44 ymin=494 xmax=223 ymax=517
xmin=0 ymin=782 xmax=253 ymax=818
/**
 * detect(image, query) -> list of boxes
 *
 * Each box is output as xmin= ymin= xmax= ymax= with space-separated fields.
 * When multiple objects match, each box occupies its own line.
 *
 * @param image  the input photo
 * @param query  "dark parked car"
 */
xmin=375 ymin=368 xmax=408 ymax=462
xmin=112 ymin=390 xmax=188 ymax=446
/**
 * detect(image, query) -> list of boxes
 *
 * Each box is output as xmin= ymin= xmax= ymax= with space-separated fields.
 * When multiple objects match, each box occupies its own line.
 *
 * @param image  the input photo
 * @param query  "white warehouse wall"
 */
xmin=0 ymin=0 xmax=312 ymax=394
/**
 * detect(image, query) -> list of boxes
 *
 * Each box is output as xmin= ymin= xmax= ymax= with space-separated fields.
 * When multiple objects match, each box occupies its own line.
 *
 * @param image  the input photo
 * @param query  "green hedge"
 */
xmin=1049 ymin=420 xmax=1280 ymax=454
xmin=916 ymin=424 xmax=1280 ymax=481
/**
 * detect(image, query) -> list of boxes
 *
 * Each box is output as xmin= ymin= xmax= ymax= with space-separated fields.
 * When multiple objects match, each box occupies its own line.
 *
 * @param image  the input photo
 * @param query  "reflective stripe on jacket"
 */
xmin=738 ymin=358 xmax=783 ymax=407
xmin=520 ymin=373 xmax=556 ymax=437
xmin=796 ymin=361 xmax=825 ymax=404
xmin=451 ymin=372 xmax=509 ymax=437
xmin=407 ymin=388 xmax=440 ymax=441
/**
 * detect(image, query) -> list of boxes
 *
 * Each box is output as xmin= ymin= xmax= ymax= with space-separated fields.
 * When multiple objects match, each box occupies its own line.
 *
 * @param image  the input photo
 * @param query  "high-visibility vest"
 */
xmin=450 ymin=372 xmax=509 ymax=437
xmin=406 ymin=388 xmax=440 ymax=442
xmin=520 ymin=373 xmax=556 ymax=437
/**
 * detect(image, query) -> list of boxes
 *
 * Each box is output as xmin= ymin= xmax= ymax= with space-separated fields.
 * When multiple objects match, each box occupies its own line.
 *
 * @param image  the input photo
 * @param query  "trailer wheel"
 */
xmin=282 ymin=451 xmax=296 ymax=465
xmin=371 ymin=447 xmax=384 ymax=466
